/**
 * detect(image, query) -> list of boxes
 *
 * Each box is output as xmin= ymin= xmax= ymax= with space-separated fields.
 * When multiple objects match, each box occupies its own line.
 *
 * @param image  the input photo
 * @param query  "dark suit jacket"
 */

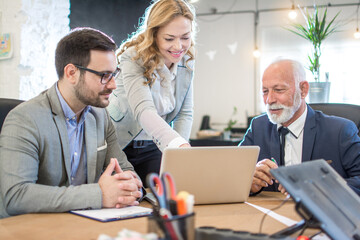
xmin=240 ymin=105 xmax=360 ymax=195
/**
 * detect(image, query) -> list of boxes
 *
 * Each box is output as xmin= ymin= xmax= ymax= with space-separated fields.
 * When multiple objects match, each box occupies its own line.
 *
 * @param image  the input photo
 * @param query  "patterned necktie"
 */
xmin=279 ymin=127 xmax=290 ymax=166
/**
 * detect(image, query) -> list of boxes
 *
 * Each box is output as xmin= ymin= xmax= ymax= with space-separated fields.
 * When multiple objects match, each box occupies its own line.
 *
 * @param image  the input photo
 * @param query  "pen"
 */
xmin=271 ymin=157 xmax=277 ymax=164
xmin=169 ymin=199 xmax=178 ymax=215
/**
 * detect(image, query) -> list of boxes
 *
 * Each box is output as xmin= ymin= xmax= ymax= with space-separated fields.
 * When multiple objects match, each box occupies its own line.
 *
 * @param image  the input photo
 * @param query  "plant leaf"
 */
xmin=287 ymin=5 xmax=340 ymax=82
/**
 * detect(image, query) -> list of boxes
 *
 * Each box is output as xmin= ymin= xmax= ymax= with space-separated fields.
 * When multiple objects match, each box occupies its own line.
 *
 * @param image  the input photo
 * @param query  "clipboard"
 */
xmin=70 ymin=206 xmax=153 ymax=222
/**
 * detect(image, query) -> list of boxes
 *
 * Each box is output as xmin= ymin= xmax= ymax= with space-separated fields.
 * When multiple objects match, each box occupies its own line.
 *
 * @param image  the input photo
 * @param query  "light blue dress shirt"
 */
xmin=55 ymin=84 xmax=91 ymax=185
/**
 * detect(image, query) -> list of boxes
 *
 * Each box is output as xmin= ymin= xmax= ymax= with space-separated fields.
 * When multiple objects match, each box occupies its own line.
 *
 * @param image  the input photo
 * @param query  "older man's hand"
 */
xmin=250 ymin=158 xmax=278 ymax=193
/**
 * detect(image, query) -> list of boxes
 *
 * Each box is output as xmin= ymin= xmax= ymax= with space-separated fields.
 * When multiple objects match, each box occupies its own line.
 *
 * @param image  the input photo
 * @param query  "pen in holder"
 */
xmin=148 ymin=211 xmax=195 ymax=240
xmin=146 ymin=172 xmax=195 ymax=240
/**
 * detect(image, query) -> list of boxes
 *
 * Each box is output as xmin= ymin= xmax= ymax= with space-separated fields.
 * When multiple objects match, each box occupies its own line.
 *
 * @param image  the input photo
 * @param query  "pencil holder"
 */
xmin=148 ymin=212 xmax=195 ymax=240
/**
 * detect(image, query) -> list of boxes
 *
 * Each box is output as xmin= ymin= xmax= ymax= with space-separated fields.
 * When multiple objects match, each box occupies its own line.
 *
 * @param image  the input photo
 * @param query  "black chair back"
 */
xmin=0 ymin=98 xmax=24 ymax=132
xmin=199 ymin=115 xmax=211 ymax=130
xmin=309 ymin=103 xmax=360 ymax=135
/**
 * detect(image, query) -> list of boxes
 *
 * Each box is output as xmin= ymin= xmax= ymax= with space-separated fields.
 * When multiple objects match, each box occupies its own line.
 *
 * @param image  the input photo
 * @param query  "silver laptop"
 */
xmin=159 ymin=146 xmax=260 ymax=205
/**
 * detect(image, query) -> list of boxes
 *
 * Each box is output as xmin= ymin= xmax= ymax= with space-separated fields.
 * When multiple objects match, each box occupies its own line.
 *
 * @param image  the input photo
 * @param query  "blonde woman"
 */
xmin=108 ymin=0 xmax=196 ymax=184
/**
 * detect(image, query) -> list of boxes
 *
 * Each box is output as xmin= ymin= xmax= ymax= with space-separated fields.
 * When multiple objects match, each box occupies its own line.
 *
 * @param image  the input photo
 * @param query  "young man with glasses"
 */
xmin=0 ymin=27 xmax=143 ymax=218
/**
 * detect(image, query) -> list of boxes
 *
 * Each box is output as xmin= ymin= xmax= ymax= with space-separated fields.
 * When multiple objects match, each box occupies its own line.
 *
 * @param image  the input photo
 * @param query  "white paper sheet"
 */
xmin=245 ymin=202 xmax=298 ymax=226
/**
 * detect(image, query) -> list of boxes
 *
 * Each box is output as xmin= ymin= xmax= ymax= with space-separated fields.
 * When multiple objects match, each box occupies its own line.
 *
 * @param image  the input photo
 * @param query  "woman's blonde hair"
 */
xmin=117 ymin=0 xmax=196 ymax=86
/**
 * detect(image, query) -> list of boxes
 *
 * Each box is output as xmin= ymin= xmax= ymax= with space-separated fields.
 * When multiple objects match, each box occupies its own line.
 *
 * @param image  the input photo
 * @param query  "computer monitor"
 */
xmin=271 ymin=160 xmax=360 ymax=240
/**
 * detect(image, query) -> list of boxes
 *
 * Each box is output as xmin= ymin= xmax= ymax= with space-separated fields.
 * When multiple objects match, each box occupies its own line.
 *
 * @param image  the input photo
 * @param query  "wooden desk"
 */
xmin=0 ymin=192 xmax=304 ymax=240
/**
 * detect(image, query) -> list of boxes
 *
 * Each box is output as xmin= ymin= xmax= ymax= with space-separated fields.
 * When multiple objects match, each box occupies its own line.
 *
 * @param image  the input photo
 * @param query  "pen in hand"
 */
xmin=270 ymin=158 xmax=279 ymax=185
xmin=271 ymin=157 xmax=278 ymax=165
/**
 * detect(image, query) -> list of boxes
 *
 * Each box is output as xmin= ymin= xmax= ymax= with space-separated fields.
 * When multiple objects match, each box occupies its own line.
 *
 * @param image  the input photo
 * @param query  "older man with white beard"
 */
xmin=240 ymin=59 xmax=360 ymax=196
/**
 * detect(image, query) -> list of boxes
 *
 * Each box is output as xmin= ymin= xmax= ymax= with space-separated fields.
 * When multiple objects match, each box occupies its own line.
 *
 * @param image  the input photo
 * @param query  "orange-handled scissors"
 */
xmin=147 ymin=173 xmax=167 ymax=210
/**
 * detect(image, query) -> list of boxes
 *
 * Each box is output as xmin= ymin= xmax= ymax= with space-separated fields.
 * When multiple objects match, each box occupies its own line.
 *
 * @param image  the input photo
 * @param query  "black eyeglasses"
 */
xmin=74 ymin=64 xmax=120 ymax=85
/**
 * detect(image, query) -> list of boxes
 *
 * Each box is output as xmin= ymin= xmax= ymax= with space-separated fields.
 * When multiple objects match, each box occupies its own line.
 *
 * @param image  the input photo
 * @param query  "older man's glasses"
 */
xmin=74 ymin=64 xmax=120 ymax=85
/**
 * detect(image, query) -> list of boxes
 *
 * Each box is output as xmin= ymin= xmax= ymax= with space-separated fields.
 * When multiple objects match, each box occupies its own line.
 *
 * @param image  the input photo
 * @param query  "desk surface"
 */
xmin=0 ymin=192 xmax=305 ymax=240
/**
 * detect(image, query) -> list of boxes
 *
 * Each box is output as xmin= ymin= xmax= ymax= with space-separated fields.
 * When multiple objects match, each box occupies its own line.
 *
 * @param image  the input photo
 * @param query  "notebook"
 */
xmin=159 ymin=146 xmax=260 ymax=204
xmin=70 ymin=206 xmax=152 ymax=222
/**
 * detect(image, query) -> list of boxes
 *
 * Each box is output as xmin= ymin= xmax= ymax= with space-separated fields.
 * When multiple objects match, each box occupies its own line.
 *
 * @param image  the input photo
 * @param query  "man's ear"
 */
xmin=300 ymin=81 xmax=309 ymax=99
xmin=63 ymin=64 xmax=79 ymax=85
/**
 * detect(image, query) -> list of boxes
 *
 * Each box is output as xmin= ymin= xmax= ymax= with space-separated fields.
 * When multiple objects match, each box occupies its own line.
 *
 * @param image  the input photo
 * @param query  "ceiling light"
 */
xmin=354 ymin=28 xmax=360 ymax=39
xmin=355 ymin=2 xmax=360 ymax=39
xmin=253 ymin=48 xmax=261 ymax=58
xmin=288 ymin=4 xmax=297 ymax=19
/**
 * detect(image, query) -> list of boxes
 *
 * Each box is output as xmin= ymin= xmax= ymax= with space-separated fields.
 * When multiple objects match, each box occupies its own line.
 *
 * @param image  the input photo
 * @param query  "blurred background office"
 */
xmin=0 ymin=0 xmax=360 ymax=139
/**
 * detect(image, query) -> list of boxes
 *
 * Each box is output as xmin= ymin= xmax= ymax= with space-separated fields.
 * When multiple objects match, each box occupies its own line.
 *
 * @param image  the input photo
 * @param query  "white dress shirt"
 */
xmin=277 ymin=107 xmax=307 ymax=166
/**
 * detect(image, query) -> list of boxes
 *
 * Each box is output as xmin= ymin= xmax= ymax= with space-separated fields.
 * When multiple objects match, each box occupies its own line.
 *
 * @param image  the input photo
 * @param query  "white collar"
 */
xmin=277 ymin=107 xmax=307 ymax=138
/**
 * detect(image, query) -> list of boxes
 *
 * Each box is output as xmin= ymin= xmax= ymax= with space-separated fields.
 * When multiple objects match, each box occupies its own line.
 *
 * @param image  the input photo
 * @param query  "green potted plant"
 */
xmin=223 ymin=106 xmax=237 ymax=140
xmin=288 ymin=6 xmax=339 ymax=103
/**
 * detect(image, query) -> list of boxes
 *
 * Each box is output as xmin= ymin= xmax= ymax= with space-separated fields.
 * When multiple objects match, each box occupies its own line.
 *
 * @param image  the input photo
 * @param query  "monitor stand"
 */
xmin=271 ymin=201 xmax=322 ymax=238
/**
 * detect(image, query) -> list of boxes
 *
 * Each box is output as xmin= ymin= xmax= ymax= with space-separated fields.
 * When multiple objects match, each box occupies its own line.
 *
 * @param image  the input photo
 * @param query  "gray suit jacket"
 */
xmin=0 ymin=84 xmax=134 ymax=218
xmin=107 ymin=46 xmax=194 ymax=150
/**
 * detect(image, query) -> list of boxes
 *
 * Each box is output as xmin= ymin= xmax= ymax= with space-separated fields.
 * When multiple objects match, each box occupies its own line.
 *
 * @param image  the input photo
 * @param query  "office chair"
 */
xmin=0 ymin=98 xmax=24 ymax=133
xmin=199 ymin=115 xmax=211 ymax=130
xmin=309 ymin=103 xmax=360 ymax=135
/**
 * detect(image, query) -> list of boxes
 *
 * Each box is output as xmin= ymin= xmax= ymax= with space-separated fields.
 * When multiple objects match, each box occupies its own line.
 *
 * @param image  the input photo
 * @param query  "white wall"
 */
xmin=192 ymin=11 xmax=256 ymax=135
xmin=0 ymin=0 xmax=70 ymax=100
xmin=191 ymin=0 xmax=257 ymax=138
xmin=0 ymin=0 xmax=23 ymax=99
